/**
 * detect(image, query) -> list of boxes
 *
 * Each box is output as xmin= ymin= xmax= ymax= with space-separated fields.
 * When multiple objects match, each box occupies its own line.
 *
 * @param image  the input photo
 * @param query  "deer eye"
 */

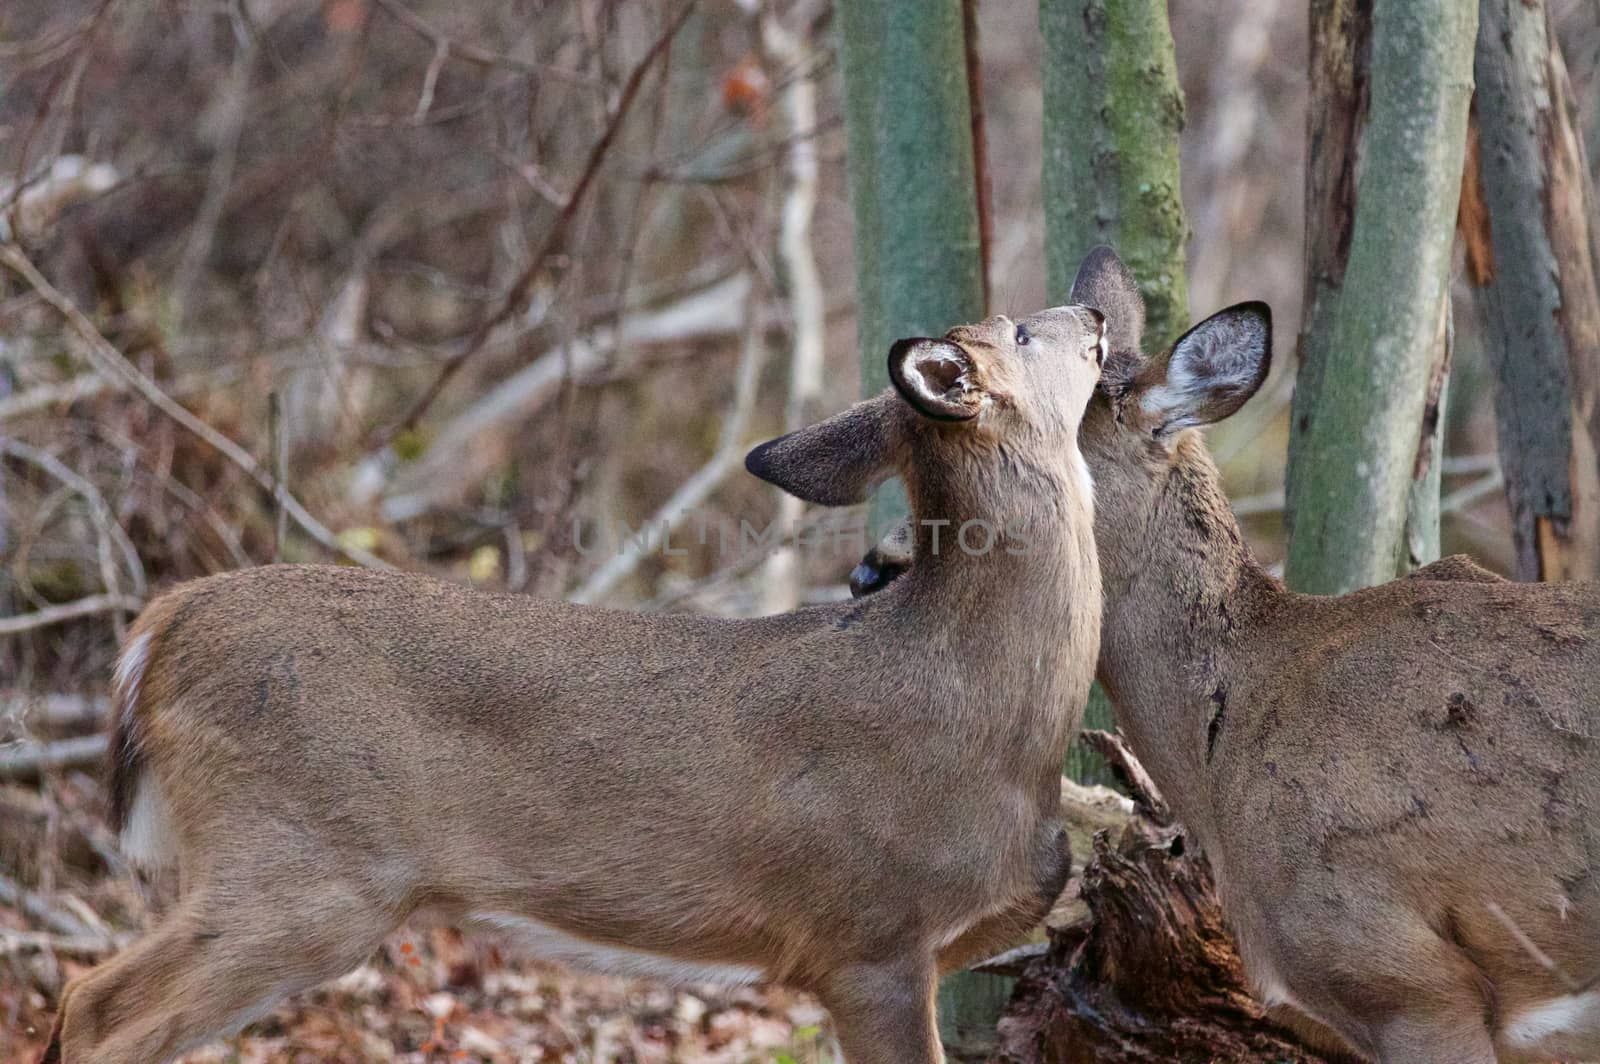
xmin=1015 ymin=324 xmax=1031 ymax=346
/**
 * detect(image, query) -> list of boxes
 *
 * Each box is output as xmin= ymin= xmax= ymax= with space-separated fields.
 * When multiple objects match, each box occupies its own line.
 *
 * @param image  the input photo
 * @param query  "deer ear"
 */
xmin=745 ymin=393 xmax=902 ymax=506
xmin=889 ymin=338 xmax=984 ymax=422
xmin=1069 ymin=246 xmax=1145 ymax=356
xmin=1141 ymin=302 xmax=1272 ymax=435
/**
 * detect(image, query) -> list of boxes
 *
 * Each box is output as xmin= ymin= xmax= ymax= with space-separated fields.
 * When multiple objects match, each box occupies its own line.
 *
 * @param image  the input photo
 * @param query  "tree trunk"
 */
xmin=1040 ymin=0 xmax=1188 ymax=787
xmin=1284 ymin=0 xmax=1477 ymax=595
xmin=837 ymin=0 xmax=986 ymax=537
xmin=837 ymin=0 xmax=991 ymax=1048
xmin=1464 ymin=0 xmax=1600 ymax=582
xmin=1041 ymin=0 xmax=1189 ymax=347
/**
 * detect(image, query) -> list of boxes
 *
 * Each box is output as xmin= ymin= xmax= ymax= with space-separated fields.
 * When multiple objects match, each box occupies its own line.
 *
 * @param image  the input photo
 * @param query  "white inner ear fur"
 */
xmin=905 ymin=348 xmax=971 ymax=405
xmin=1140 ymin=312 xmax=1262 ymax=431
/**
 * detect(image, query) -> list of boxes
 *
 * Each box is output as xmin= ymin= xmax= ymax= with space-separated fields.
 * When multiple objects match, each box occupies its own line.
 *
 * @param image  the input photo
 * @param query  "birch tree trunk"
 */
xmin=1284 ymin=0 xmax=1478 ymax=595
xmin=1463 ymin=0 xmax=1600 ymax=582
xmin=837 ymin=0 xmax=991 ymax=1048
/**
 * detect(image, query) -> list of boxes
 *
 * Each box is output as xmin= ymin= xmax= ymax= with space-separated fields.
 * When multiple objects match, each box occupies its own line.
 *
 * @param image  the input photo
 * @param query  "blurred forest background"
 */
xmin=2 ymin=0 xmax=1598 ymax=1060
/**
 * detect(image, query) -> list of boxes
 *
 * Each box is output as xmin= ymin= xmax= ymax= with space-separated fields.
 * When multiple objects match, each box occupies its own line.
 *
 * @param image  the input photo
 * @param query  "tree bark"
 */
xmin=994 ymin=733 xmax=1352 ymax=1064
xmin=1464 ymin=0 xmax=1600 ymax=582
xmin=837 ymin=0 xmax=986 ymax=537
xmin=1040 ymin=0 xmax=1189 ymax=347
xmin=837 ymin=0 xmax=991 ymax=1046
xmin=1285 ymin=0 xmax=1477 ymax=595
xmin=1041 ymin=0 xmax=1188 ymax=787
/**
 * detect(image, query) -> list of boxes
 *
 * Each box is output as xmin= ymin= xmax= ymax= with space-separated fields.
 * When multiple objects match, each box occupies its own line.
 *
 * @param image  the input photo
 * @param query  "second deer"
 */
xmin=856 ymin=247 xmax=1600 ymax=1064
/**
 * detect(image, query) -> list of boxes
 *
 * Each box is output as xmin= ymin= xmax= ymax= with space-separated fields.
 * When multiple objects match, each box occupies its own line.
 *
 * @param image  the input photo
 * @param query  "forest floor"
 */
xmin=1 ymin=773 xmax=836 ymax=1064
xmin=2 ymin=920 xmax=836 ymax=1063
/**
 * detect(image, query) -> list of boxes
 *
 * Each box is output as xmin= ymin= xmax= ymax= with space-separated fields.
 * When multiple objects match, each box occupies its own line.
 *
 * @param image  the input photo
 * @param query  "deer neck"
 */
xmin=893 ymin=450 xmax=1101 ymax=763
xmin=1094 ymin=434 xmax=1280 ymax=824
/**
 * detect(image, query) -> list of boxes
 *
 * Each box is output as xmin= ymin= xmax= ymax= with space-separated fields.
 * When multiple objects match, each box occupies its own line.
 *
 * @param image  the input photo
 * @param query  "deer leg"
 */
xmin=818 ymin=960 xmax=944 ymax=1064
xmin=53 ymin=880 xmax=395 ymax=1064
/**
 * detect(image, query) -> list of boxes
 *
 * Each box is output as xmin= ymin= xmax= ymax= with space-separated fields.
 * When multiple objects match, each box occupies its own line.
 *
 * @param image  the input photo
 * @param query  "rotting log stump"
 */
xmin=994 ymin=733 xmax=1353 ymax=1063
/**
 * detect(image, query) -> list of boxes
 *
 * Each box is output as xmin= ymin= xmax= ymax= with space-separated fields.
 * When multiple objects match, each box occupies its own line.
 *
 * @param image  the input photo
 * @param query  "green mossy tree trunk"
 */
xmin=1284 ymin=0 xmax=1478 ymax=595
xmin=1040 ymin=0 xmax=1187 ymax=789
xmin=836 ymin=0 xmax=992 ymax=1051
xmin=1041 ymin=0 xmax=1188 ymax=349
xmin=837 ymin=0 xmax=986 ymax=538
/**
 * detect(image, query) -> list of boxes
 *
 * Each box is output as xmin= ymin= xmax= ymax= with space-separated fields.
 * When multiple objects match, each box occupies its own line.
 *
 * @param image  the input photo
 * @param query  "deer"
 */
xmin=38 ymin=303 xmax=1108 ymax=1064
xmin=850 ymin=246 xmax=1600 ymax=1064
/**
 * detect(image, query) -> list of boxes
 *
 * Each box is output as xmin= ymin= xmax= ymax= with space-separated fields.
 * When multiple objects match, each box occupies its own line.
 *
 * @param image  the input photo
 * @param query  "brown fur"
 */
xmin=43 ymin=307 xmax=1106 ymax=1064
xmin=865 ymin=248 xmax=1600 ymax=1064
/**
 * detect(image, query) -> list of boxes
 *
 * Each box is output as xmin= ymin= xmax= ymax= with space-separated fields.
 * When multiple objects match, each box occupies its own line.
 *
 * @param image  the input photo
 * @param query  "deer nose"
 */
xmin=1082 ymin=308 xmax=1108 ymax=367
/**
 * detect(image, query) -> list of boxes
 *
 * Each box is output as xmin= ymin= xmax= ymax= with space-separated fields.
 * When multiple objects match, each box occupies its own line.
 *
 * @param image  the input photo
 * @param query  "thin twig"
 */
xmin=380 ymin=1 xmax=698 ymax=442
xmin=1442 ymin=471 xmax=1506 ymax=514
xmin=413 ymin=37 xmax=449 ymax=121
xmin=0 ymin=692 xmax=109 ymax=730
xmin=173 ymin=0 xmax=256 ymax=325
xmin=0 ymin=929 xmax=126 ymax=958
xmin=0 ymin=243 xmax=391 ymax=569
xmin=0 ymin=439 xmax=146 ymax=605
xmin=962 ymin=0 xmax=992 ymax=307
xmin=569 ymin=285 xmax=768 ymax=606
xmin=0 ymin=594 xmax=142 ymax=636
xmin=0 ymin=734 xmax=109 ymax=779
xmin=0 ymin=872 xmax=96 ymax=939
xmin=370 ymin=0 xmax=600 ymax=88
xmin=269 ymin=391 xmax=288 ymax=563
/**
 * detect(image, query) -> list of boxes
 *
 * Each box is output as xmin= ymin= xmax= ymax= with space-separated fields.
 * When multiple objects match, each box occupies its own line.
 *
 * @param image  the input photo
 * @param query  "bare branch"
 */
xmin=568 ymin=285 xmax=768 ymax=606
xmin=1080 ymin=729 xmax=1171 ymax=824
xmin=0 ymin=734 xmax=108 ymax=779
xmin=0 ymin=243 xmax=392 ymax=570
xmin=0 ymin=929 xmax=126 ymax=958
xmin=172 ymin=2 xmax=255 ymax=325
xmin=0 ymin=374 xmax=115 ymax=421
xmin=0 ymin=872 xmax=96 ymax=939
xmin=375 ymin=273 xmax=751 ymax=522
xmin=0 ymin=692 xmax=109 ymax=730
xmin=380 ymin=2 xmax=699 ymax=441
xmin=0 ymin=439 xmax=146 ymax=607
xmin=0 ymin=594 xmax=142 ymax=636
xmin=370 ymin=0 xmax=600 ymax=88
xmin=757 ymin=6 xmax=825 ymax=616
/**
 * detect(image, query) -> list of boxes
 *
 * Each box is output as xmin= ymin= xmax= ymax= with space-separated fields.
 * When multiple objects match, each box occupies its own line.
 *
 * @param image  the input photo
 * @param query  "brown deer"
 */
xmin=39 ymin=305 xmax=1107 ymax=1064
xmin=853 ymin=247 xmax=1600 ymax=1064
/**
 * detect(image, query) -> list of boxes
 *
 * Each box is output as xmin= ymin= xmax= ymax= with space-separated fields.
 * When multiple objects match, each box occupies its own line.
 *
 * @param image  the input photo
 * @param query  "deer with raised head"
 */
xmin=853 ymin=247 xmax=1600 ymax=1064
xmin=39 ymin=304 xmax=1107 ymax=1064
